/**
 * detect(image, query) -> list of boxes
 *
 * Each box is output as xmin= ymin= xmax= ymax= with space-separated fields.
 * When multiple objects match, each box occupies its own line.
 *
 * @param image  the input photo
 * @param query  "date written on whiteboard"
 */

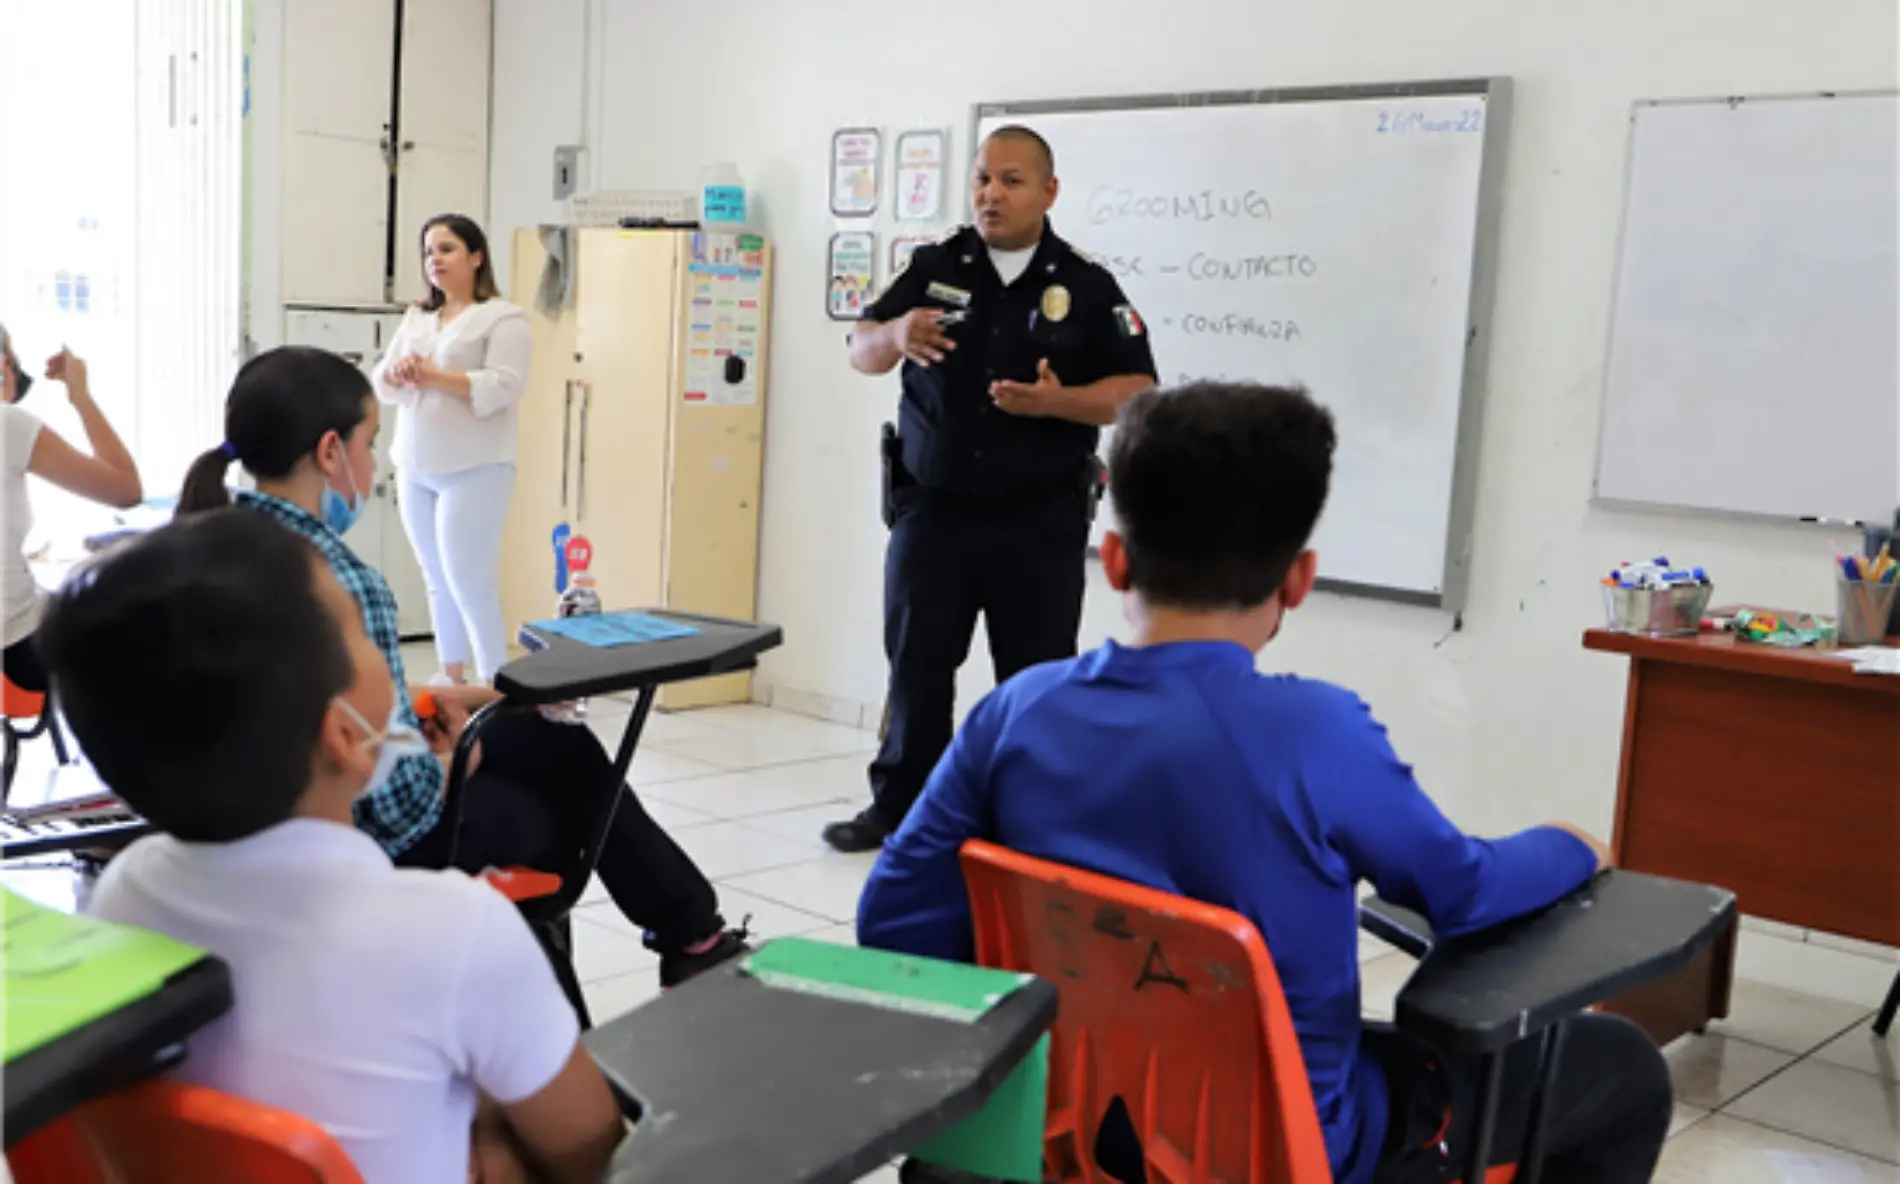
xmin=1376 ymin=108 xmax=1485 ymax=135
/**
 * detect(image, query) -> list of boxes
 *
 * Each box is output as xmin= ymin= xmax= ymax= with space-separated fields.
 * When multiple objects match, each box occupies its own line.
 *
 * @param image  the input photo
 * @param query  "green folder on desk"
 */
xmin=2 ymin=888 xmax=209 ymax=1062
xmin=744 ymin=939 xmax=1049 ymax=1182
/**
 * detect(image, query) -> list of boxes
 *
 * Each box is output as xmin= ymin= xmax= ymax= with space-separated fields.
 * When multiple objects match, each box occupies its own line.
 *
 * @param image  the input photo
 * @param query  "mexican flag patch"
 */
xmin=1114 ymin=304 xmax=1145 ymax=338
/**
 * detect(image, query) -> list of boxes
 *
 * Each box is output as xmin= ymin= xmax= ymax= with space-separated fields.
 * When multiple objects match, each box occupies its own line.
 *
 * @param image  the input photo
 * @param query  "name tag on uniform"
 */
xmin=926 ymin=282 xmax=972 ymax=309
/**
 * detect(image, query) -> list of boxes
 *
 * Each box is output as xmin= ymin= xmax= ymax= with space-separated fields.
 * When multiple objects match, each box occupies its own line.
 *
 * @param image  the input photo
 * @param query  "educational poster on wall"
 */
xmin=827 ymin=231 xmax=877 ymax=320
xmin=894 ymin=129 xmax=947 ymax=221
xmin=683 ymin=232 xmax=767 ymax=406
xmin=831 ymin=128 xmax=882 ymax=216
xmin=889 ymin=235 xmax=933 ymax=277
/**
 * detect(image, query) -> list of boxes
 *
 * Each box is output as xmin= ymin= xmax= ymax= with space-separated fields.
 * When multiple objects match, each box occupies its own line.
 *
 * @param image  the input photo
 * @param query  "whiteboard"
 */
xmin=1596 ymin=93 xmax=1899 ymax=522
xmin=976 ymin=80 xmax=1509 ymax=608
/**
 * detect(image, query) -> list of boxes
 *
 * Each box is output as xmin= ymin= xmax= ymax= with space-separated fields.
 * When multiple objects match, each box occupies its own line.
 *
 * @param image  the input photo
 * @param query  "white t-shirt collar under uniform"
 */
xmin=87 ymin=817 xmax=581 ymax=1184
xmin=988 ymin=245 xmax=1037 ymax=287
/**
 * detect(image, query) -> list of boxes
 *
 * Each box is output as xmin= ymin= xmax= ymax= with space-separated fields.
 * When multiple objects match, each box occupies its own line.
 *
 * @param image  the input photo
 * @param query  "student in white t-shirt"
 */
xmin=46 ymin=510 xmax=623 ymax=1184
xmin=370 ymin=214 xmax=531 ymax=686
xmin=0 ymin=325 xmax=141 ymax=693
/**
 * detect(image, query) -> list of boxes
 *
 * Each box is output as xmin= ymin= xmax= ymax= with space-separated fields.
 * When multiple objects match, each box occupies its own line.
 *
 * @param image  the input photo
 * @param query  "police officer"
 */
xmin=822 ymin=126 xmax=1159 ymax=852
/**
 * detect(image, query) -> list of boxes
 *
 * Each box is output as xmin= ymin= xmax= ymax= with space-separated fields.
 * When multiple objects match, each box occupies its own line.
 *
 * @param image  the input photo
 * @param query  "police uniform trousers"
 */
xmin=868 ymin=484 xmax=1090 ymax=831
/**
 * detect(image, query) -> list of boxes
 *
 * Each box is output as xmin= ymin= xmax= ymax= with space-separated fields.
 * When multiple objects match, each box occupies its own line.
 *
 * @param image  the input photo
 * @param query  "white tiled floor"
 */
xmin=11 ymin=699 xmax=1899 ymax=1180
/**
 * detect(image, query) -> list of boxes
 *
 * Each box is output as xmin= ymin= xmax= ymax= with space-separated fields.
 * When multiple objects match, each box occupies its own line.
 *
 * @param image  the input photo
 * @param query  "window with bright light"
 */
xmin=0 ymin=0 xmax=241 ymax=559
xmin=0 ymin=2 xmax=138 ymax=555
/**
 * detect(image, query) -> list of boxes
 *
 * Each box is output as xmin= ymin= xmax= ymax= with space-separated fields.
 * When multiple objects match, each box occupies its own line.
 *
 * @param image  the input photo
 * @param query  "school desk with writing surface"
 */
xmin=2 ymin=889 xmax=234 ymax=1146
xmin=1582 ymin=626 xmax=1900 ymax=1043
xmin=584 ymin=938 xmax=1058 ymax=1183
xmin=444 ymin=610 xmax=784 ymax=1025
xmin=1361 ymin=871 xmax=1737 ymax=1184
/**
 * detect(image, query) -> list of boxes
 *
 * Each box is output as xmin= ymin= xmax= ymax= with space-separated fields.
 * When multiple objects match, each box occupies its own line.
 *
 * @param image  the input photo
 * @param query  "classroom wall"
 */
xmin=489 ymin=0 xmax=1897 ymax=841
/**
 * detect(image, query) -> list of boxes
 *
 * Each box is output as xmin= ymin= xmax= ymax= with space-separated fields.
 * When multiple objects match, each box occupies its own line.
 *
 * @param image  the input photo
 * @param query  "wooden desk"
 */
xmin=1583 ymin=628 xmax=1900 ymax=1041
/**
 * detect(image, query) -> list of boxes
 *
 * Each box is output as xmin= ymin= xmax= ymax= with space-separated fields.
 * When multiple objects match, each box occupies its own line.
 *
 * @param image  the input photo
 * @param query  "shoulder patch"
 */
xmin=1113 ymin=305 xmax=1146 ymax=338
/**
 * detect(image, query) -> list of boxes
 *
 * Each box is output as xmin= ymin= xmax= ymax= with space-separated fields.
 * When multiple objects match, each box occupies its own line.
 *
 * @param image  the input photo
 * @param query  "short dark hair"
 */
xmin=985 ymin=125 xmax=1055 ymax=176
xmin=177 ymin=346 xmax=373 ymax=516
xmin=38 ymin=510 xmax=355 ymax=842
xmin=1107 ymin=381 xmax=1336 ymax=610
xmin=418 ymin=213 xmax=501 ymax=312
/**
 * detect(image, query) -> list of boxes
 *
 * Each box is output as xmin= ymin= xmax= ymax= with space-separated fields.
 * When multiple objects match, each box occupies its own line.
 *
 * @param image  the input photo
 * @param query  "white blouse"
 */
xmin=371 ymin=300 xmax=533 ymax=476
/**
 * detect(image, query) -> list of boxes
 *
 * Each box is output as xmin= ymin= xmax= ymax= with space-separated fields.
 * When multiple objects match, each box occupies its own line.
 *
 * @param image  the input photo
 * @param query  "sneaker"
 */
xmin=657 ymin=918 xmax=752 ymax=989
xmin=822 ymin=807 xmax=892 ymax=853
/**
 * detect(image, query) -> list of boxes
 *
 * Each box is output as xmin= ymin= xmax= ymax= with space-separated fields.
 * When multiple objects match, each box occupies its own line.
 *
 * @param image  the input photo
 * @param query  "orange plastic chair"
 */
xmin=2 ymin=674 xmax=72 ymax=801
xmin=6 ymin=1078 xmax=364 ymax=1183
xmin=959 ymin=840 xmax=1517 ymax=1184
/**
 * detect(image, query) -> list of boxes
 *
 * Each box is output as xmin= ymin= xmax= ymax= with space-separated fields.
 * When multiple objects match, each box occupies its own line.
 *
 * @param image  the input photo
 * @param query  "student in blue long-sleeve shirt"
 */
xmin=858 ymin=382 xmax=1672 ymax=1184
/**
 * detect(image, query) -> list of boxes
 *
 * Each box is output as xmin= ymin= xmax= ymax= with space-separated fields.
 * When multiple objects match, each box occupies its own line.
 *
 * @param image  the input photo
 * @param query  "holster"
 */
xmin=880 ymin=422 xmax=905 ymax=529
xmin=1083 ymin=454 xmax=1108 ymax=525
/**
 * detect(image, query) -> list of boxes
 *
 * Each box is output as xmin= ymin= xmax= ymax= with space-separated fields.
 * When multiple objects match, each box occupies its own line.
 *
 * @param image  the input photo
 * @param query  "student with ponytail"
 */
xmin=179 ymin=346 xmax=749 ymax=988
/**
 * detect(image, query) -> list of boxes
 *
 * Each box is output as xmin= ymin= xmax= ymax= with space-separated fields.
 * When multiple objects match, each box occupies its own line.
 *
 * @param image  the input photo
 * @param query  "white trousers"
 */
xmin=397 ymin=463 xmax=515 ymax=682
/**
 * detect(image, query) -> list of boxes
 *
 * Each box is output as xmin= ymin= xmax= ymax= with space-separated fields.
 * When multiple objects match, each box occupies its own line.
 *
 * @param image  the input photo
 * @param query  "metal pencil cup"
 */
xmin=1836 ymin=578 xmax=1899 ymax=646
xmin=1603 ymin=583 xmax=1714 ymax=638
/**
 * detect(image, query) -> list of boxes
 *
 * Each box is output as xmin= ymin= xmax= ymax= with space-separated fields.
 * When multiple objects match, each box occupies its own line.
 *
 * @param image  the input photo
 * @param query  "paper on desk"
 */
xmin=527 ymin=612 xmax=701 ymax=649
xmin=1836 ymin=646 xmax=1900 ymax=676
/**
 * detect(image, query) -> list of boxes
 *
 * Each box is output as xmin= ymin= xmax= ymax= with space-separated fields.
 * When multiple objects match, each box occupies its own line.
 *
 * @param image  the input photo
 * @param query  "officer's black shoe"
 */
xmin=822 ymin=807 xmax=892 ymax=853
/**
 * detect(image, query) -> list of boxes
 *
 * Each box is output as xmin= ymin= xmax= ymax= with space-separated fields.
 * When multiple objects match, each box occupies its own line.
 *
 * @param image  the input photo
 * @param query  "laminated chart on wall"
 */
xmin=976 ymin=82 xmax=1509 ymax=605
xmin=684 ymin=232 xmax=767 ymax=406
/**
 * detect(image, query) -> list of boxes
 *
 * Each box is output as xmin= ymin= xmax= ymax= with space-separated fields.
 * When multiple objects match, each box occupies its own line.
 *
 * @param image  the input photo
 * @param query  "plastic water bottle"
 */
xmin=543 ymin=572 xmax=601 ymax=724
xmin=557 ymin=570 xmax=602 ymax=618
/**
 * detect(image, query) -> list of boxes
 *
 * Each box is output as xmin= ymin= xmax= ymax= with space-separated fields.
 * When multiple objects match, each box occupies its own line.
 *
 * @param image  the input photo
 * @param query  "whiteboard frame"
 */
xmin=1591 ymin=89 xmax=1900 ymax=526
xmin=972 ymin=78 xmax=1513 ymax=612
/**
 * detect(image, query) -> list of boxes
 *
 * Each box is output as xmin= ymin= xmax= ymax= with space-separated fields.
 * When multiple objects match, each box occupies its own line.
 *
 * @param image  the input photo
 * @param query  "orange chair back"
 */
xmin=1 ymin=674 xmax=45 ymax=721
xmin=44 ymin=1078 xmax=363 ymax=1183
xmin=961 ymin=841 xmax=1520 ymax=1184
xmin=482 ymin=865 xmax=563 ymax=903
xmin=961 ymin=839 xmax=1334 ymax=1182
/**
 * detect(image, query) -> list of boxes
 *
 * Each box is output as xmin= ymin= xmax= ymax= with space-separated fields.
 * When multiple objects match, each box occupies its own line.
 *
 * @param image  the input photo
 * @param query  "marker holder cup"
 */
xmin=1836 ymin=577 xmax=1899 ymax=646
xmin=1603 ymin=582 xmax=1714 ymax=638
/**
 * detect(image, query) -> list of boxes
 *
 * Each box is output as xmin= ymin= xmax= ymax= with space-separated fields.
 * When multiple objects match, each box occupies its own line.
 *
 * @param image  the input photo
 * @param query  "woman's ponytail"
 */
xmin=176 ymin=349 xmax=372 ymax=519
xmin=177 ymin=442 xmax=238 ymax=516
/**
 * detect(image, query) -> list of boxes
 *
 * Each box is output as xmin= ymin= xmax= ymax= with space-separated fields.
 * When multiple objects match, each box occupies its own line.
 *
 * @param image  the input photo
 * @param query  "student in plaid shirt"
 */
xmin=177 ymin=347 xmax=747 ymax=987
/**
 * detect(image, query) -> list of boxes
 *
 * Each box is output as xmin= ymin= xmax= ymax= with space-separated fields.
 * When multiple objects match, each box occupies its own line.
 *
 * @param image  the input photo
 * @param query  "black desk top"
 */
xmin=1363 ymin=871 xmax=1736 ymax=1054
xmin=584 ymin=953 xmax=1058 ymax=1183
xmin=499 ymin=610 xmax=783 ymax=705
xmin=4 ymin=956 xmax=232 ymax=1146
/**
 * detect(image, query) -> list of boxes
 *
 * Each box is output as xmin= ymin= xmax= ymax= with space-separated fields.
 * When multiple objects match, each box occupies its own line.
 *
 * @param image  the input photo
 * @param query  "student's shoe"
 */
xmin=822 ymin=807 xmax=891 ymax=853
xmin=657 ymin=920 xmax=751 ymax=989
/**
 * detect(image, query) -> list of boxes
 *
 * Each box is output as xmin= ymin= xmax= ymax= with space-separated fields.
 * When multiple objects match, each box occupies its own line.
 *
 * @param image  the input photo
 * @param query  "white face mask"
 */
xmin=334 ymin=696 xmax=432 ymax=798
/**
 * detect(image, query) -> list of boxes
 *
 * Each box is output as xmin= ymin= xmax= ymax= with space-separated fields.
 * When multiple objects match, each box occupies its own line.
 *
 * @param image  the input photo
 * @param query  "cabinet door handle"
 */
xmin=577 ymin=382 xmax=592 ymax=522
xmin=561 ymin=380 xmax=575 ymax=510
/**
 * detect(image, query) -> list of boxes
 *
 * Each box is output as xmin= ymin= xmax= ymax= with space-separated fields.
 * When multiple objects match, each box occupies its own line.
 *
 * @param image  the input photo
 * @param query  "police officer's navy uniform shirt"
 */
xmin=863 ymin=222 xmax=1157 ymax=498
xmin=857 ymin=640 xmax=1598 ymax=1184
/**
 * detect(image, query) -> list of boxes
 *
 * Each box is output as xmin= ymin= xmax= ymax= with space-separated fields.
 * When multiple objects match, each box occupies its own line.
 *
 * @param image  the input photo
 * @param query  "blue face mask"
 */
xmin=320 ymin=460 xmax=367 ymax=536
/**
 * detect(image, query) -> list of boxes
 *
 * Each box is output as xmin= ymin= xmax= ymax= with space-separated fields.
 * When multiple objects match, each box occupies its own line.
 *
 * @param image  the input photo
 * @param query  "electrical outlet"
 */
xmin=553 ymin=145 xmax=581 ymax=200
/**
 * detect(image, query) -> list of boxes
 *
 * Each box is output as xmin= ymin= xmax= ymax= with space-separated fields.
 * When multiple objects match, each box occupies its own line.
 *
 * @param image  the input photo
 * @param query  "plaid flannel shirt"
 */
xmin=238 ymin=491 xmax=444 ymax=855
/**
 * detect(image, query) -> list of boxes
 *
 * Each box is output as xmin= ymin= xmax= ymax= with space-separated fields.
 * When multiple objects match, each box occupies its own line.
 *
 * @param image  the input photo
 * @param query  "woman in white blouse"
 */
xmin=372 ymin=214 xmax=531 ymax=685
